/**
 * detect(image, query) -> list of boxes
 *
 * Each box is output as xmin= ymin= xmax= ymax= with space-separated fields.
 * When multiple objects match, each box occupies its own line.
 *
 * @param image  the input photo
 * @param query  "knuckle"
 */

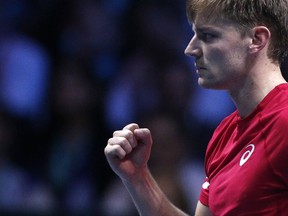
xmin=117 ymin=136 xmax=128 ymax=145
xmin=113 ymin=146 xmax=126 ymax=159
xmin=125 ymin=130 xmax=134 ymax=139
xmin=112 ymin=130 xmax=121 ymax=137
xmin=123 ymin=128 xmax=133 ymax=135
xmin=104 ymin=144 xmax=125 ymax=159
xmin=107 ymin=137 xmax=114 ymax=144
xmin=108 ymin=136 xmax=126 ymax=145
xmin=113 ymin=129 xmax=133 ymax=139
xmin=104 ymin=145 xmax=113 ymax=155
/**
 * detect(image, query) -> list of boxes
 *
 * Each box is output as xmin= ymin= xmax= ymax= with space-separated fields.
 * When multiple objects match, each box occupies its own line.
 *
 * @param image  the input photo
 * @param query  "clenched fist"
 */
xmin=104 ymin=123 xmax=153 ymax=181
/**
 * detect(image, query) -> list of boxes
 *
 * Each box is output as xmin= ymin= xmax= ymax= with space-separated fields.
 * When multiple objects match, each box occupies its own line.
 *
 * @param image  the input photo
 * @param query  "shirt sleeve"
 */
xmin=199 ymin=177 xmax=210 ymax=206
xmin=264 ymin=112 xmax=288 ymax=185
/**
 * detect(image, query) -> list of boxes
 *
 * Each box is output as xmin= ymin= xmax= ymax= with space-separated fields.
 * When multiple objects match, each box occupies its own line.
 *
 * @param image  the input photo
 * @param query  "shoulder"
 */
xmin=263 ymin=108 xmax=288 ymax=180
xmin=273 ymin=83 xmax=288 ymax=105
xmin=260 ymin=100 xmax=288 ymax=146
xmin=264 ymin=105 xmax=288 ymax=130
xmin=259 ymin=84 xmax=288 ymax=128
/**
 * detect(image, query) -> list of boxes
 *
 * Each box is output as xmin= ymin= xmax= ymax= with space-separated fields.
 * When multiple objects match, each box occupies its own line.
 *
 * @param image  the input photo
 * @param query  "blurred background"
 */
xmin=0 ymin=0 xmax=287 ymax=215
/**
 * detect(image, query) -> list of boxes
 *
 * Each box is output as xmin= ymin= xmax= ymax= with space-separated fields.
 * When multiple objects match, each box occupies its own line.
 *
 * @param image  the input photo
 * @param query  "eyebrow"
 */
xmin=193 ymin=26 xmax=219 ymax=33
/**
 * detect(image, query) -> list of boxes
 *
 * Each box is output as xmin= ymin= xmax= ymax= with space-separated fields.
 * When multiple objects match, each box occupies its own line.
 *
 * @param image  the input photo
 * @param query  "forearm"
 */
xmin=122 ymin=167 xmax=190 ymax=216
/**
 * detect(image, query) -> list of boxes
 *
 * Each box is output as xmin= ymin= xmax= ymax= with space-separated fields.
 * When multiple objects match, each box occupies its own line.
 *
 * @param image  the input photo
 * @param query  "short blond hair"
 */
xmin=186 ymin=0 xmax=288 ymax=63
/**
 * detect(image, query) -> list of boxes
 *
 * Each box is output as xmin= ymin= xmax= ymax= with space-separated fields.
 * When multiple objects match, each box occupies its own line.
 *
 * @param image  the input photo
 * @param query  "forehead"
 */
xmin=192 ymin=12 xmax=239 ymax=32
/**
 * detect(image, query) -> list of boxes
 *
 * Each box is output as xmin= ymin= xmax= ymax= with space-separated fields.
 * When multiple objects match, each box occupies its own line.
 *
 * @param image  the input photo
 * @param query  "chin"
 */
xmin=198 ymin=78 xmax=213 ymax=88
xmin=198 ymin=79 xmax=226 ymax=90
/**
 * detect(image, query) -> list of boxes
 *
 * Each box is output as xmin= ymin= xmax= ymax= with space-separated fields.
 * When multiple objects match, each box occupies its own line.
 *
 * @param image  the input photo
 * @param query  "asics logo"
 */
xmin=202 ymin=178 xmax=210 ymax=190
xmin=240 ymin=144 xmax=255 ymax=166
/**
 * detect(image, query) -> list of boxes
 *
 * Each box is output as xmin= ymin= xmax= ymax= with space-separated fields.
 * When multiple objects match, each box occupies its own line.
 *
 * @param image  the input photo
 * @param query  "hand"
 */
xmin=104 ymin=123 xmax=153 ymax=181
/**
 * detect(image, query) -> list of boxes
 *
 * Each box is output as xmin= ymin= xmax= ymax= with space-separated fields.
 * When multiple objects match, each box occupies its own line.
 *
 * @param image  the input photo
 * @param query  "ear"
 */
xmin=249 ymin=26 xmax=271 ymax=54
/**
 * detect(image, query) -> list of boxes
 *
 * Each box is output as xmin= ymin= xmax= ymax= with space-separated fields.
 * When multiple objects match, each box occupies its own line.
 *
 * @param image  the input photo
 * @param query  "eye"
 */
xmin=199 ymin=32 xmax=216 ymax=42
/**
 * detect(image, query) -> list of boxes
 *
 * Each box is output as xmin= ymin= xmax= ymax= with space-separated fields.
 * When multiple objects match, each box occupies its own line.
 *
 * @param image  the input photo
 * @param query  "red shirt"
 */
xmin=200 ymin=84 xmax=288 ymax=215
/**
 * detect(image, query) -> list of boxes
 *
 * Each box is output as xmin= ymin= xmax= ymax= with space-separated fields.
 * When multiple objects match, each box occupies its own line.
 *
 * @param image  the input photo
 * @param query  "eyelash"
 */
xmin=199 ymin=33 xmax=216 ymax=42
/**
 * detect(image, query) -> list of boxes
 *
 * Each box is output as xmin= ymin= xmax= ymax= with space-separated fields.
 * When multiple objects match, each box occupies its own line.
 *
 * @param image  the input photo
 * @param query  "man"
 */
xmin=104 ymin=0 xmax=288 ymax=215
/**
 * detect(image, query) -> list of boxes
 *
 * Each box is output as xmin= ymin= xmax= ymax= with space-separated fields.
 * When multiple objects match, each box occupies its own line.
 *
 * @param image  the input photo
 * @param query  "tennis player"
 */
xmin=104 ymin=0 xmax=288 ymax=215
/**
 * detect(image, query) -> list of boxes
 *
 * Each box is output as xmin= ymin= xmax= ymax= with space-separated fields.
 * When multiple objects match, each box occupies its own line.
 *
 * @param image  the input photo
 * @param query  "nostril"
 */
xmin=185 ymin=46 xmax=201 ymax=58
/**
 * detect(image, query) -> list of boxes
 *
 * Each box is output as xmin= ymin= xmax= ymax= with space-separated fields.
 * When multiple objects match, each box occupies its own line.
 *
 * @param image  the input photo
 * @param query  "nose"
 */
xmin=184 ymin=35 xmax=201 ymax=58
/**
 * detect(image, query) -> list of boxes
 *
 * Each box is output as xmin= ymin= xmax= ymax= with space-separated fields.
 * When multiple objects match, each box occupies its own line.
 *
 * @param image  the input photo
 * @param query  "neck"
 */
xmin=229 ymin=64 xmax=286 ymax=118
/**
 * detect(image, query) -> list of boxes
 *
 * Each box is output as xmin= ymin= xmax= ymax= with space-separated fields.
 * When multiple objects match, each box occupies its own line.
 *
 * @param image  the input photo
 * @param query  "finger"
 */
xmin=113 ymin=129 xmax=138 ymax=148
xmin=108 ymin=136 xmax=133 ymax=154
xmin=104 ymin=143 xmax=127 ymax=160
xmin=123 ymin=123 xmax=139 ymax=132
xmin=123 ymin=123 xmax=139 ymax=148
xmin=115 ymin=123 xmax=139 ymax=148
xmin=112 ymin=136 xmax=133 ymax=153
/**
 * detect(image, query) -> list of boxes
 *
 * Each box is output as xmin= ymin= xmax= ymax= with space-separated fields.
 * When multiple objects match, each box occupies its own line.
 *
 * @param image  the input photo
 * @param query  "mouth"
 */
xmin=195 ymin=65 xmax=207 ymax=73
xmin=195 ymin=63 xmax=207 ymax=71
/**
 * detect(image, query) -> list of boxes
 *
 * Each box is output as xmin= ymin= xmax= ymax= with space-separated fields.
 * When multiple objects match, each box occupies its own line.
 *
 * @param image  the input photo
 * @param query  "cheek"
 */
xmin=215 ymin=47 xmax=247 ymax=72
xmin=205 ymin=46 xmax=228 ymax=64
xmin=205 ymin=52 xmax=244 ymax=86
xmin=228 ymin=49 xmax=248 ymax=74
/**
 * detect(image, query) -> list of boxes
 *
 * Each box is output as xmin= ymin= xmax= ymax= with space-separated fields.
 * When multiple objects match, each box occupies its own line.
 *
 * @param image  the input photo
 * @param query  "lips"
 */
xmin=197 ymin=67 xmax=206 ymax=71
xmin=195 ymin=64 xmax=207 ymax=71
xmin=194 ymin=63 xmax=207 ymax=78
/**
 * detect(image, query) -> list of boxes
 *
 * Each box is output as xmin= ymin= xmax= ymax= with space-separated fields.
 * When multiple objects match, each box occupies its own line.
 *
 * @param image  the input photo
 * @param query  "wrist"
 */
xmin=122 ymin=165 xmax=151 ymax=186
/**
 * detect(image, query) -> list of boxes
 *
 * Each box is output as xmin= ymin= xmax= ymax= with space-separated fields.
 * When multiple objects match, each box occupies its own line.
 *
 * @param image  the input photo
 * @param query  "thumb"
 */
xmin=134 ymin=128 xmax=153 ymax=147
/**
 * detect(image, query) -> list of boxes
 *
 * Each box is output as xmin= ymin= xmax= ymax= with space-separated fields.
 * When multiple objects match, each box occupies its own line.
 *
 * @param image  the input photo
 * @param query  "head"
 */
xmin=186 ymin=0 xmax=288 ymax=64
